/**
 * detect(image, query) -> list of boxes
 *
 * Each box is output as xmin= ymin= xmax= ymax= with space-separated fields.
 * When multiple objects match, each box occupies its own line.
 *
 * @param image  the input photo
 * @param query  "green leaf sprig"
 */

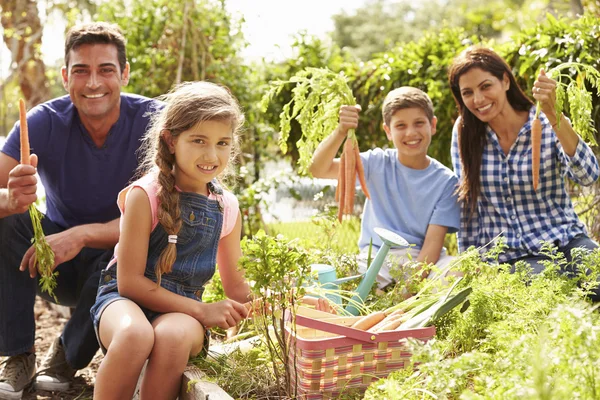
xmin=30 ymin=206 xmax=58 ymax=302
xmin=546 ymin=62 xmax=600 ymax=145
xmin=260 ymin=67 xmax=356 ymax=174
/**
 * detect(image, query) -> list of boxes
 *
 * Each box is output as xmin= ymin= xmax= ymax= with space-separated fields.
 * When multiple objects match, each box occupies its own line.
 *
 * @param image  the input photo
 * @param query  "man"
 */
xmin=0 ymin=22 xmax=160 ymax=399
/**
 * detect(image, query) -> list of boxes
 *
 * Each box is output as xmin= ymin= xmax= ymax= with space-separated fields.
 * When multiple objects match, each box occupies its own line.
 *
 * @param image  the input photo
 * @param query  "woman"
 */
xmin=448 ymin=46 xmax=599 ymax=279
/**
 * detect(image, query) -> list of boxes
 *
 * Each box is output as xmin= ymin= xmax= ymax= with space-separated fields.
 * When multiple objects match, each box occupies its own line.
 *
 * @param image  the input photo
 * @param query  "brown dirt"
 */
xmin=1 ymin=297 xmax=100 ymax=400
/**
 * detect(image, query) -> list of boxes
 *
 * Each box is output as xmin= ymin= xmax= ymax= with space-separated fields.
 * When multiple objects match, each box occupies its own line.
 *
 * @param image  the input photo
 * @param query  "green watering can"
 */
xmin=310 ymin=227 xmax=409 ymax=316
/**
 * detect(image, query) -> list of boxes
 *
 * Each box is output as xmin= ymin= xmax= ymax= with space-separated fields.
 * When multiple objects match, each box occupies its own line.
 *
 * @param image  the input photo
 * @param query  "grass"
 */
xmin=267 ymin=216 xmax=361 ymax=254
xmin=268 ymin=217 xmax=459 ymax=256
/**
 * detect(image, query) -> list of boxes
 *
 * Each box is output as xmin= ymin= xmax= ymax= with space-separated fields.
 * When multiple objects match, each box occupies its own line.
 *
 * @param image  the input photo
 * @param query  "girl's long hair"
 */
xmin=447 ymin=46 xmax=532 ymax=216
xmin=138 ymin=81 xmax=244 ymax=285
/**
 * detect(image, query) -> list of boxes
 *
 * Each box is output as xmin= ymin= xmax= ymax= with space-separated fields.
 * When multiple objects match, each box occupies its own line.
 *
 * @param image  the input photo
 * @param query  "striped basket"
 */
xmin=284 ymin=307 xmax=435 ymax=399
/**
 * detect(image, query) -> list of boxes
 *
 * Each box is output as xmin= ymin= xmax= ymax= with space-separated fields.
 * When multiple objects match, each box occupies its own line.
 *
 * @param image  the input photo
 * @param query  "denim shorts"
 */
xmin=90 ymin=268 xmax=210 ymax=356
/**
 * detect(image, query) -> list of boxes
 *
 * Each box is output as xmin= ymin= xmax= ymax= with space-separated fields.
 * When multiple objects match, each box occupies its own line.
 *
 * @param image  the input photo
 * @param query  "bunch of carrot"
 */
xmin=19 ymin=99 xmax=57 ymax=300
xmin=336 ymin=132 xmax=370 ymax=222
xmin=348 ymin=278 xmax=472 ymax=332
xmin=349 ymin=308 xmax=405 ymax=332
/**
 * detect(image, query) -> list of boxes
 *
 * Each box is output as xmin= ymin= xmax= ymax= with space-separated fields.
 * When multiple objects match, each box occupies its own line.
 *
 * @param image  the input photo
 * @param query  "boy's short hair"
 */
xmin=382 ymin=87 xmax=434 ymax=126
xmin=64 ymin=22 xmax=127 ymax=73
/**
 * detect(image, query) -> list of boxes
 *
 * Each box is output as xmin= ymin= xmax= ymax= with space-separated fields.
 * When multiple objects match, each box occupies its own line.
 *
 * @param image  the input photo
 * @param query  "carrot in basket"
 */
xmin=343 ymin=137 xmax=356 ymax=214
xmin=19 ymin=99 xmax=30 ymax=164
xmin=368 ymin=313 xmax=403 ymax=332
xmin=532 ymin=115 xmax=542 ymax=191
xmin=375 ymin=318 xmax=404 ymax=332
xmin=354 ymin=143 xmax=370 ymax=199
xmin=350 ymin=311 xmax=386 ymax=330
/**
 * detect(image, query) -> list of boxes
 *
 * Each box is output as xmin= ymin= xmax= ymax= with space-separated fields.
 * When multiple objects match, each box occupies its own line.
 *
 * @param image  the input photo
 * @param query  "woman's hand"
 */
xmin=533 ymin=69 xmax=558 ymax=122
xmin=195 ymin=299 xmax=249 ymax=330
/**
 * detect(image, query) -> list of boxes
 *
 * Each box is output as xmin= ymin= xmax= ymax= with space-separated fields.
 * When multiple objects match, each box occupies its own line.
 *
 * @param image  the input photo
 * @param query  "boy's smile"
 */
xmin=384 ymin=107 xmax=436 ymax=169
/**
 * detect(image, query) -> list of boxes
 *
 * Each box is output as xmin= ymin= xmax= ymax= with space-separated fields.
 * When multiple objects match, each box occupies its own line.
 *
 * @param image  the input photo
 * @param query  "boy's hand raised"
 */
xmin=337 ymin=105 xmax=361 ymax=137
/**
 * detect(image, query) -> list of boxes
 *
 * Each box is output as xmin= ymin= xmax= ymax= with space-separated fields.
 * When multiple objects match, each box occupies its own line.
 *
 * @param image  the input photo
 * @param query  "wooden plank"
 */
xmin=179 ymin=365 xmax=234 ymax=400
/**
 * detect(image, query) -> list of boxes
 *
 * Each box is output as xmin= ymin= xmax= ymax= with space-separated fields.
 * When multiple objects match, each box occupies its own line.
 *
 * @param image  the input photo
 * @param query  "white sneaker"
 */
xmin=0 ymin=353 xmax=36 ymax=400
xmin=33 ymin=337 xmax=76 ymax=392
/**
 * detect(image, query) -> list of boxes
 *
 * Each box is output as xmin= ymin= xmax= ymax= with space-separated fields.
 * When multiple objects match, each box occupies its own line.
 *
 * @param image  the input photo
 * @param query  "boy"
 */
xmin=309 ymin=86 xmax=460 ymax=290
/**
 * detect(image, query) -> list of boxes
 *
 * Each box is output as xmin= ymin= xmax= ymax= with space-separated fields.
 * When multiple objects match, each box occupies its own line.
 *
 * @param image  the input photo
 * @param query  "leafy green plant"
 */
xmin=364 ymin=242 xmax=600 ymax=399
xmin=30 ymin=207 xmax=57 ymax=301
xmin=238 ymin=230 xmax=313 ymax=397
xmin=260 ymin=67 xmax=355 ymax=174
xmin=546 ymin=61 xmax=600 ymax=145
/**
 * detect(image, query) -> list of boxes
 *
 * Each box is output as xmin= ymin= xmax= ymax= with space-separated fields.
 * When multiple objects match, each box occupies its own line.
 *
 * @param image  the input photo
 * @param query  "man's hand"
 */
xmin=20 ymin=226 xmax=86 ymax=278
xmin=337 ymin=105 xmax=361 ymax=137
xmin=6 ymin=154 xmax=38 ymax=215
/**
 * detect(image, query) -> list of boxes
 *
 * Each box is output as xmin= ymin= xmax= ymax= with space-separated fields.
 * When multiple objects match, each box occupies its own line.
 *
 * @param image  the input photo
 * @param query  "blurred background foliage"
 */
xmin=1 ymin=0 xmax=600 ymax=238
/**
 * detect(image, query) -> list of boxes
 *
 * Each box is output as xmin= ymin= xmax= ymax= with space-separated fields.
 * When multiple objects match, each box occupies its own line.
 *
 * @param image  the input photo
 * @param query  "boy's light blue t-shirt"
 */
xmin=358 ymin=148 xmax=460 ymax=251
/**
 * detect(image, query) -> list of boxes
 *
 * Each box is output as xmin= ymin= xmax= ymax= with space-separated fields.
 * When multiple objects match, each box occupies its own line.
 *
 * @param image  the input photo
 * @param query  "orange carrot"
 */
xmin=375 ymin=318 xmax=404 ymax=332
xmin=354 ymin=143 xmax=370 ymax=199
xmin=531 ymin=117 xmax=542 ymax=191
xmin=350 ymin=311 xmax=385 ymax=331
xmin=368 ymin=313 xmax=402 ymax=332
xmin=337 ymin=149 xmax=346 ymax=222
xmin=19 ymin=99 xmax=30 ymax=165
xmin=343 ymin=138 xmax=356 ymax=214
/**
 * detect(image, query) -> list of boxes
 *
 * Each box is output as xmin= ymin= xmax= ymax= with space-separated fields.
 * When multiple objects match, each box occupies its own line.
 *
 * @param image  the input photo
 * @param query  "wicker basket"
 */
xmin=284 ymin=307 xmax=435 ymax=399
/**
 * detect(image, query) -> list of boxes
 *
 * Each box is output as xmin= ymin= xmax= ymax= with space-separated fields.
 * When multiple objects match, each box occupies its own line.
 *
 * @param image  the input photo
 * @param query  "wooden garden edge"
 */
xmin=179 ymin=364 xmax=234 ymax=400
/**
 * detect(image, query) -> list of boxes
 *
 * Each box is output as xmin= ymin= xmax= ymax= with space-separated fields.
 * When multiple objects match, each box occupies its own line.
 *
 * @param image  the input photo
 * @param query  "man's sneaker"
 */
xmin=33 ymin=337 xmax=76 ymax=392
xmin=0 ymin=353 xmax=36 ymax=400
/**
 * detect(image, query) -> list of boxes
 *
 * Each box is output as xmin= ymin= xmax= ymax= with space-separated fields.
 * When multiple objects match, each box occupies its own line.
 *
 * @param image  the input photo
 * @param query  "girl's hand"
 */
xmin=337 ymin=105 xmax=361 ymax=137
xmin=196 ymin=299 xmax=249 ymax=329
xmin=533 ymin=69 xmax=558 ymax=121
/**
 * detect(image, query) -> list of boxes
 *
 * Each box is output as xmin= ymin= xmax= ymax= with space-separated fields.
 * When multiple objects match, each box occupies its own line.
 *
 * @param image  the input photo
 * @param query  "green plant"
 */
xmin=238 ymin=230 xmax=313 ymax=398
xmin=364 ymin=241 xmax=600 ymax=399
xmin=260 ymin=67 xmax=355 ymax=174
xmin=545 ymin=61 xmax=600 ymax=145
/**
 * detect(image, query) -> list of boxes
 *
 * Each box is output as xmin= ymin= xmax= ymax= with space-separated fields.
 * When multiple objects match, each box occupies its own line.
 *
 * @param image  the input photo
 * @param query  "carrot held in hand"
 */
xmin=18 ymin=99 xmax=57 ymax=301
xmin=354 ymin=143 xmax=370 ymax=200
xmin=19 ymin=99 xmax=30 ymax=164
xmin=343 ymin=137 xmax=356 ymax=214
xmin=337 ymin=148 xmax=346 ymax=222
xmin=531 ymin=116 xmax=541 ymax=191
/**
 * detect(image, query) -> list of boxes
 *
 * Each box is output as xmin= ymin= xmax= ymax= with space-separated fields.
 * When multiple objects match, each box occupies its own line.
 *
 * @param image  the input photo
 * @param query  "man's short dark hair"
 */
xmin=64 ymin=22 xmax=127 ymax=73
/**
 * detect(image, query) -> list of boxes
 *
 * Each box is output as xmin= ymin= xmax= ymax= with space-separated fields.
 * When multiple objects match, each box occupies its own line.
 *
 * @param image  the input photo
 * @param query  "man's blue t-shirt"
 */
xmin=1 ymin=94 xmax=160 ymax=229
xmin=358 ymin=148 xmax=460 ymax=251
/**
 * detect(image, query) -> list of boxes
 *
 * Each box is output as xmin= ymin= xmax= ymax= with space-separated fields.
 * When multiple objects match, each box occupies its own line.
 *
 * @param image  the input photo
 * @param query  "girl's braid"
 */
xmin=154 ymin=139 xmax=182 ymax=286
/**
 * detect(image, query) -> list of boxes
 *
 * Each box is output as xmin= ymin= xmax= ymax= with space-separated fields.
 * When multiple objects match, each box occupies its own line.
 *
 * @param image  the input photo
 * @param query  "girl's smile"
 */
xmin=168 ymin=120 xmax=233 ymax=194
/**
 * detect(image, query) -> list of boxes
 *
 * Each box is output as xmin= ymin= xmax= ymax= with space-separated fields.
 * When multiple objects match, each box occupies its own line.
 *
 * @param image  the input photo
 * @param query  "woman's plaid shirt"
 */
xmin=451 ymin=106 xmax=599 ymax=262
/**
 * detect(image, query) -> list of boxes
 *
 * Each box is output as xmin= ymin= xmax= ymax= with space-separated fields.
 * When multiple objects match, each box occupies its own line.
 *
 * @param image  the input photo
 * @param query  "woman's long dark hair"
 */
xmin=448 ymin=46 xmax=533 ymax=216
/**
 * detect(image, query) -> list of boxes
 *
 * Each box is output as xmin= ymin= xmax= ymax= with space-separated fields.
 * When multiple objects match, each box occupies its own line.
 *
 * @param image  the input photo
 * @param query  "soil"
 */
xmin=1 ymin=297 xmax=99 ymax=400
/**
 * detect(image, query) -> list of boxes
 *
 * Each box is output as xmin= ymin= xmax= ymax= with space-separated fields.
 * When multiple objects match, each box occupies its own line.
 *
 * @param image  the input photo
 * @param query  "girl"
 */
xmin=90 ymin=81 xmax=251 ymax=399
xmin=448 ymin=46 xmax=599 ymax=283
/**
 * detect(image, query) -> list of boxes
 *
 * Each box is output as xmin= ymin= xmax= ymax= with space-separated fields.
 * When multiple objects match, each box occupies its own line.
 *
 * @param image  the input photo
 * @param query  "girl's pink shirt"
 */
xmin=107 ymin=172 xmax=239 ymax=268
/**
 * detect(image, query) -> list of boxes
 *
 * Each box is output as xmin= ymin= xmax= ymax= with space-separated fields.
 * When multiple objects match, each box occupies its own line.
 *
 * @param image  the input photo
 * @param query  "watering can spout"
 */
xmin=345 ymin=228 xmax=409 ymax=316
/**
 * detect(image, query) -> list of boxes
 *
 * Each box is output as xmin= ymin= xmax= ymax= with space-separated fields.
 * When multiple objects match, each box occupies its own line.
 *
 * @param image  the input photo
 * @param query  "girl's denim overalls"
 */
xmin=91 ymin=181 xmax=224 ymax=353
